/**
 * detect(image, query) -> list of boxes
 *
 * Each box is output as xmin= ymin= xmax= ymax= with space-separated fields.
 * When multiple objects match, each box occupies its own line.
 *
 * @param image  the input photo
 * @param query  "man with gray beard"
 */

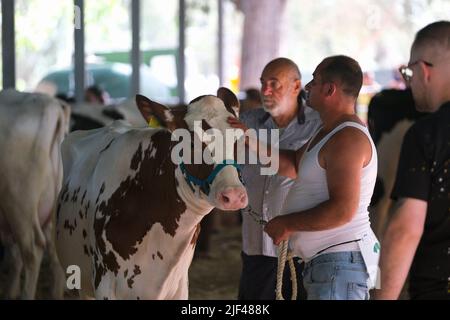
xmin=230 ymin=58 xmax=321 ymax=300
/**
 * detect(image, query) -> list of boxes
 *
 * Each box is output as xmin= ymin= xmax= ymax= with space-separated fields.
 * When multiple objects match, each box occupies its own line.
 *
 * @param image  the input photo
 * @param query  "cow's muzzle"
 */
xmin=217 ymin=186 xmax=248 ymax=211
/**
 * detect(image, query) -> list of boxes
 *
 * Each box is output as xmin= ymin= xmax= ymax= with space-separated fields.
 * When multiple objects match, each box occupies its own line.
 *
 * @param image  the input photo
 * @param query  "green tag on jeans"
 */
xmin=373 ymin=242 xmax=380 ymax=253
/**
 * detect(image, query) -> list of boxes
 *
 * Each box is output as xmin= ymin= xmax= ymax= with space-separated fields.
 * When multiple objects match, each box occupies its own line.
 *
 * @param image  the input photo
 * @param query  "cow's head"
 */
xmin=135 ymin=88 xmax=248 ymax=211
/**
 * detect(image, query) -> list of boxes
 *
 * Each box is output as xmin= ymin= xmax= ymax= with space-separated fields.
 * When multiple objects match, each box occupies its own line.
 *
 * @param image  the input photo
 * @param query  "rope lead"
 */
xmin=276 ymin=240 xmax=297 ymax=300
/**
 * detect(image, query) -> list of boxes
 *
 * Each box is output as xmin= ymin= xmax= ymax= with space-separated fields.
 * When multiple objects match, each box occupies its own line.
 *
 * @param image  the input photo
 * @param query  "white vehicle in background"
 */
xmin=36 ymin=62 xmax=173 ymax=105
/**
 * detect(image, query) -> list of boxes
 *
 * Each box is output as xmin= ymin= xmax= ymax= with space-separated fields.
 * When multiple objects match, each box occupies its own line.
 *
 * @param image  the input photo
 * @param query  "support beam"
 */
xmin=130 ymin=0 xmax=141 ymax=97
xmin=2 ymin=0 xmax=16 ymax=89
xmin=74 ymin=0 xmax=85 ymax=103
xmin=218 ymin=0 xmax=224 ymax=87
xmin=177 ymin=0 xmax=186 ymax=104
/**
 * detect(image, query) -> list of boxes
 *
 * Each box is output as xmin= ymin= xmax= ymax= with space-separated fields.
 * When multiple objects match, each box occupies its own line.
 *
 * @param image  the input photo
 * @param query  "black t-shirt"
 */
xmin=391 ymin=101 xmax=450 ymax=299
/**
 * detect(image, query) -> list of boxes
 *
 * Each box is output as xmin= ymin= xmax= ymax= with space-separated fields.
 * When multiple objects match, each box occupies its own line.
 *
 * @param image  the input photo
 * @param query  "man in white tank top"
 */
xmin=232 ymin=56 xmax=380 ymax=300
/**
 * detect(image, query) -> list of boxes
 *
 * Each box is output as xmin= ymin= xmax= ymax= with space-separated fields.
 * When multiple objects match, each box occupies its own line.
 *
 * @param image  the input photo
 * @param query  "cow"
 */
xmin=0 ymin=89 xmax=70 ymax=299
xmin=69 ymin=103 xmax=125 ymax=132
xmin=53 ymin=93 xmax=125 ymax=132
xmin=113 ymin=99 xmax=148 ymax=128
xmin=56 ymin=88 xmax=248 ymax=300
xmin=368 ymin=88 xmax=427 ymax=238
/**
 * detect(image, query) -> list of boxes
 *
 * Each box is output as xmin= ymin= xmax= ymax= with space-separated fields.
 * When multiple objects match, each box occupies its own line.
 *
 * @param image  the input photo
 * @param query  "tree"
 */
xmin=236 ymin=0 xmax=287 ymax=90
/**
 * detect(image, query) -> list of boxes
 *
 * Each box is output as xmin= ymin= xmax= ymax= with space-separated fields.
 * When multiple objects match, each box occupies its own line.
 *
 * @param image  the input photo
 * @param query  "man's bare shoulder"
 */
xmin=329 ymin=125 xmax=370 ymax=150
xmin=322 ymin=123 xmax=373 ymax=165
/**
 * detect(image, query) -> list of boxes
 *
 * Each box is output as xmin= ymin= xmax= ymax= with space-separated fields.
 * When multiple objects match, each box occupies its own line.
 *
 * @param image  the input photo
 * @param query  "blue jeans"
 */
xmin=302 ymin=251 xmax=370 ymax=300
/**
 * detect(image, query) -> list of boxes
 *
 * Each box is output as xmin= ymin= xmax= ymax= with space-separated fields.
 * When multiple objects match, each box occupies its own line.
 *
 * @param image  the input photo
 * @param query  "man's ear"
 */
xmin=217 ymin=87 xmax=240 ymax=117
xmin=325 ymin=83 xmax=336 ymax=97
xmin=135 ymin=95 xmax=177 ymax=131
xmin=293 ymin=79 xmax=302 ymax=95
xmin=421 ymin=63 xmax=432 ymax=84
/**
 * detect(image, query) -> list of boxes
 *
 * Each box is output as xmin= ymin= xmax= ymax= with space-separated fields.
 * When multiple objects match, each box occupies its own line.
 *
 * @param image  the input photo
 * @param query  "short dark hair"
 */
xmin=413 ymin=20 xmax=450 ymax=51
xmin=320 ymin=55 xmax=363 ymax=98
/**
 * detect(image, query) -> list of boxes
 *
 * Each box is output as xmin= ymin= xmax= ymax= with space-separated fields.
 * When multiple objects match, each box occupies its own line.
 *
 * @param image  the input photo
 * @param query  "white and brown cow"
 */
xmin=0 ymin=89 xmax=70 ymax=299
xmin=56 ymin=88 xmax=248 ymax=299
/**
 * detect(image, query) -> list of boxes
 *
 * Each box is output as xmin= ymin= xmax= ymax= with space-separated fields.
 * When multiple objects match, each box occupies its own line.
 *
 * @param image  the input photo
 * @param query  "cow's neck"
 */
xmin=175 ymin=167 xmax=214 ymax=219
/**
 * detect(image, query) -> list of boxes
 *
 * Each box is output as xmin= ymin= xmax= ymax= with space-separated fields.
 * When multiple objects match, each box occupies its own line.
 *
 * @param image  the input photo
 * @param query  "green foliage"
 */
xmin=284 ymin=0 xmax=450 ymax=73
xmin=15 ymin=0 xmax=73 ymax=90
xmin=12 ymin=0 xmax=179 ymax=90
xmin=141 ymin=0 xmax=178 ymax=49
xmin=85 ymin=0 xmax=131 ymax=52
xmin=186 ymin=0 xmax=210 ymax=27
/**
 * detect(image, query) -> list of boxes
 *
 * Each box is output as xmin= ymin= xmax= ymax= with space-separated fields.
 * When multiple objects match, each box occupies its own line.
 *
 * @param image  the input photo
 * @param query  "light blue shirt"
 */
xmin=240 ymin=104 xmax=322 ymax=257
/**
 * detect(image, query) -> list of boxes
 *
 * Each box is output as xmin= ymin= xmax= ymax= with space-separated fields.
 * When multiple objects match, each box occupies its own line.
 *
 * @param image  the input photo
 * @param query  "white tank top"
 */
xmin=282 ymin=121 xmax=378 ymax=261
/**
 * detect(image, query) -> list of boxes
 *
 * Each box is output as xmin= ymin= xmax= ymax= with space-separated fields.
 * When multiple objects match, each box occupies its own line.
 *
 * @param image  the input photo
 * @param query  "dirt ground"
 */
xmin=189 ymin=225 xmax=242 ymax=300
xmin=1 ymin=222 xmax=410 ymax=300
xmin=0 ymin=224 xmax=243 ymax=300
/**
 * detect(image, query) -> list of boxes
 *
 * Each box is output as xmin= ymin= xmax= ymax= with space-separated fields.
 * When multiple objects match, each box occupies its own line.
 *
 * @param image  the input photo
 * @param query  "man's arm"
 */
xmin=374 ymin=198 xmax=426 ymax=300
xmin=264 ymin=128 xmax=370 ymax=244
xmin=277 ymin=146 xmax=307 ymax=179
xmin=227 ymin=116 xmax=303 ymax=179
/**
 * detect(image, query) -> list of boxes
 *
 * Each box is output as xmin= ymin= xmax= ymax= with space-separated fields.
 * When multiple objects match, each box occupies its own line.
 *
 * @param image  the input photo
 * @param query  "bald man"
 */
xmin=375 ymin=21 xmax=450 ymax=300
xmin=237 ymin=58 xmax=321 ymax=300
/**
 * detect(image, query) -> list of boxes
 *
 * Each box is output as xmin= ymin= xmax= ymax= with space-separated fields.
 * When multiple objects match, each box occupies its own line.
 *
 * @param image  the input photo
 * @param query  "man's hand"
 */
xmin=228 ymin=117 xmax=250 ymax=145
xmin=227 ymin=116 xmax=297 ymax=178
xmin=227 ymin=117 xmax=249 ymax=132
xmin=264 ymin=215 xmax=292 ymax=246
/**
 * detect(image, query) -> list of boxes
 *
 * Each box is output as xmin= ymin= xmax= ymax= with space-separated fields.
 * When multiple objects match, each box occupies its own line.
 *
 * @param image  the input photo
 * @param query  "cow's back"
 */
xmin=60 ymin=121 xmax=161 ymax=189
xmin=0 ymin=90 xmax=70 ymax=228
xmin=0 ymin=91 xmax=67 ymax=173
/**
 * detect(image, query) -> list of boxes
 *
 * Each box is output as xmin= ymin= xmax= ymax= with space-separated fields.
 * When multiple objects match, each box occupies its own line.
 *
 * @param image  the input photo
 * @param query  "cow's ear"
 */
xmin=217 ymin=87 xmax=240 ymax=118
xmin=135 ymin=95 xmax=177 ymax=131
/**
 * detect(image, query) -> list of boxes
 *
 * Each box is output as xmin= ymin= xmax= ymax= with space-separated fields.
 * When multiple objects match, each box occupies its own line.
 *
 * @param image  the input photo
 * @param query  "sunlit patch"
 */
xmin=164 ymin=110 xmax=174 ymax=122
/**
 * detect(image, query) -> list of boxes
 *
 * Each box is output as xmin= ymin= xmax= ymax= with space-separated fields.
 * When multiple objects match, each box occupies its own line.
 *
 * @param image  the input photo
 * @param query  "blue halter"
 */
xmin=179 ymin=160 xmax=243 ymax=196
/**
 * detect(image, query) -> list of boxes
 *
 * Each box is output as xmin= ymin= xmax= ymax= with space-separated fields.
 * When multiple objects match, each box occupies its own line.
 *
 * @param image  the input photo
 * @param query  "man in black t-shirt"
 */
xmin=374 ymin=21 xmax=450 ymax=300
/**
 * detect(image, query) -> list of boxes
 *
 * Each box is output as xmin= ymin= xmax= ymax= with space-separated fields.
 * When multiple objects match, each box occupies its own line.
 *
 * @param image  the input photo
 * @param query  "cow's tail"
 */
xmin=49 ymin=100 xmax=71 ymax=250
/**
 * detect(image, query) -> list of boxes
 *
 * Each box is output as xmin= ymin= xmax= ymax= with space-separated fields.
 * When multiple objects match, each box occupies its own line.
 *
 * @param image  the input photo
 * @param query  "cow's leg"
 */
xmin=10 ymin=218 xmax=45 ymax=299
xmin=20 ymin=234 xmax=44 ymax=299
xmin=3 ymin=241 xmax=23 ymax=299
xmin=94 ymin=273 xmax=117 ymax=300
xmin=2 ymin=200 xmax=46 ymax=299
xmin=43 ymin=222 xmax=65 ymax=299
